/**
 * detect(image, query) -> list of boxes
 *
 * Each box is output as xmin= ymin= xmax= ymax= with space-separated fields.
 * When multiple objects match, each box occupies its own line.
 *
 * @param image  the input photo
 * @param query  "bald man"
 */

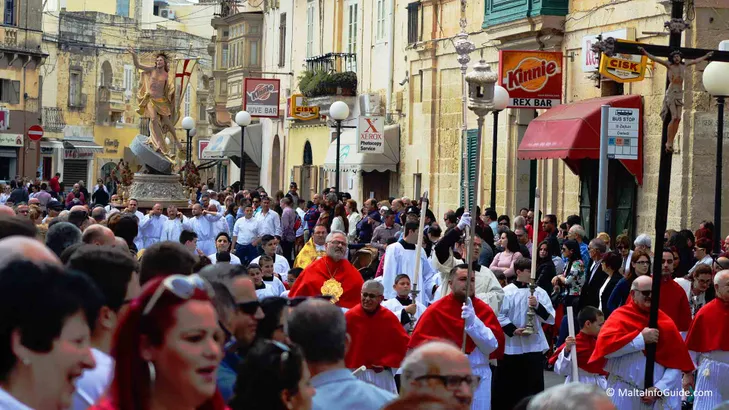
xmin=113 ymin=236 xmax=130 ymax=252
xmin=0 ymin=236 xmax=60 ymax=266
xmin=181 ymin=204 xmax=222 ymax=255
xmin=400 ymin=341 xmax=474 ymax=410
xmin=684 ymin=270 xmax=729 ymax=409
xmin=137 ymin=203 xmax=168 ymax=250
xmin=82 ymin=224 xmax=116 ymax=246
xmin=0 ymin=204 xmax=15 ymax=216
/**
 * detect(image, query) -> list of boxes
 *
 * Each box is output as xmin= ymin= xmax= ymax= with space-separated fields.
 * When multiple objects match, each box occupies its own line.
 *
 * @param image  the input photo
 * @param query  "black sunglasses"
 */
xmin=637 ymin=290 xmax=652 ymax=298
xmin=238 ymin=300 xmax=261 ymax=315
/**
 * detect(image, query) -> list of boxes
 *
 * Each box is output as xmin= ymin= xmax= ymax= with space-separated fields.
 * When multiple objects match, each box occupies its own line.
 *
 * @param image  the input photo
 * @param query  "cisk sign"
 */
xmin=498 ymin=50 xmax=563 ymax=109
xmin=357 ymin=116 xmax=384 ymax=154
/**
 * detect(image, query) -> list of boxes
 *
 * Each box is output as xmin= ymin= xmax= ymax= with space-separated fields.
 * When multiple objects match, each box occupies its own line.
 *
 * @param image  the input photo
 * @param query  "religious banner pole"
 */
xmin=411 ymin=191 xmax=429 ymax=306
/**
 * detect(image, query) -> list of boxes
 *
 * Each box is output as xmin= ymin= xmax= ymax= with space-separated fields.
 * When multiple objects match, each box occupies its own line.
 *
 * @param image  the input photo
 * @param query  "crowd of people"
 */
xmin=0 ymin=177 xmax=728 ymax=410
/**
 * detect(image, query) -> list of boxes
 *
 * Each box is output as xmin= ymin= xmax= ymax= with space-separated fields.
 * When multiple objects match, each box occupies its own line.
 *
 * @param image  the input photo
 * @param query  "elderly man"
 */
xmin=400 ymin=341 xmax=476 ymax=410
xmin=289 ymin=299 xmax=397 ymax=410
xmin=345 ymin=280 xmax=409 ymax=393
xmin=514 ymin=227 xmax=532 ymax=258
xmin=289 ymin=230 xmax=365 ymax=308
xmin=65 ymin=183 xmax=86 ymax=208
xmin=432 ymin=213 xmax=504 ymax=314
xmin=382 ymin=221 xmax=438 ymax=307
xmin=136 ymin=203 xmax=168 ymax=250
xmin=371 ymin=210 xmax=401 ymax=255
xmin=0 ymin=236 xmax=61 ymax=266
xmin=578 ymin=238 xmax=609 ymax=313
xmin=527 ymin=384 xmax=615 ymax=410
xmin=590 ymin=275 xmax=694 ymax=410
xmin=181 ymin=203 xmax=222 ymax=256
xmin=410 ymin=264 xmax=504 ymax=410
xmin=45 ymin=221 xmax=82 ymax=257
xmin=294 ymin=223 xmax=328 ymax=269
xmin=91 ymin=206 xmax=106 ymax=223
xmin=14 ymin=203 xmax=29 ymax=218
xmin=82 ymin=224 xmax=116 ymax=246
xmin=684 ymin=270 xmax=729 ymax=409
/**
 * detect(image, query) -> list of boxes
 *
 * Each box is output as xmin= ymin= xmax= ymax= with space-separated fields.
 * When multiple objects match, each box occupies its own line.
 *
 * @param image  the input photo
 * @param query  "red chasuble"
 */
xmin=588 ymin=300 xmax=694 ymax=372
xmin=548 ymin=332 xmax=608 ymax=376
xmin=288 ymin=256 xmax=364 ymax=308
xmin=685 ymin=298 xmax=729 ymax=353
xmin=345 ymin=304 xmax=410 ymax=369
xmin=408 ymin=293 xmax=505 ymax=359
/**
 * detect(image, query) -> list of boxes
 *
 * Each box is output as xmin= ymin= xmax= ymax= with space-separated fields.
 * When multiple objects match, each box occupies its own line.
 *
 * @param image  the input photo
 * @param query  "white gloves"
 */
xmin=462 ymin=297 xmax=475 ymax=327
xmin=458 ymin=212 xmax=471 ymax=231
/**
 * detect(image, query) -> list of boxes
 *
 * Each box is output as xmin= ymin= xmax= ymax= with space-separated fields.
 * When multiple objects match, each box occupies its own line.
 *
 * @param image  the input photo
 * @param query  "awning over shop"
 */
xmin=204 ymin=124 xmax=262 ymax=168
xmin=323 ymin=125 xmax=400 ymax=173
xmin=517 ymin=95 xmax=643 ymax=185
xmin=62 ymin=139 xmax=104 ymax=154
xmin=40 ymin=139 xmax=64 ymax=149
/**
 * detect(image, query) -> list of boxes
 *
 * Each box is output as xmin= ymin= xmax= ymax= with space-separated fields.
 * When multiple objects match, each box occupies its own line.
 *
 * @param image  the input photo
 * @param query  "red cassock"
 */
xmin=408 ymin=293 xmax=505 ymax=359
xmin=288 ymin=256 xmax=364 ymax=309
xmin=548 ymin=332 xmax=608 ymax=376
xmin=344 ymin=304 xmax=410 ymax=369
xmin=588 ymin=300 xmax=694 ymax=372
xmin=685 ymin=298 xmax=729 ymax=353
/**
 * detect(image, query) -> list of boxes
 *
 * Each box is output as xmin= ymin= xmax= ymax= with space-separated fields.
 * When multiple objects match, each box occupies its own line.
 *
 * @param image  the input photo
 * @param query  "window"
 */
xmin=278 ymin=13 xmax=287 ymax=67
xmin=69 ymin=71 xmax=83 ymax=107
xmin=221 ymin=45 xmax=229 ymax=69
xmin=459 ymin=129 xmax=478 ymax=208
xmin=198 ymin=102 xmax=207 ymax=122
xmin=0 ymin=79 xmax=19 ymax=104
xmin=346 ymin=1 xmax=358 ymax=55
xmin=184 ymin=85 xmax=191 ymax=117
xmin=306 ymin=0 xmax=315 ymax=58
xmin=123 ymin=65 xmax=134 ymax=93
xmin=376 ymin=0 xmax=386 ymax=41
xmin=116 ymin=0 xmax=130 ymax=17
xmin=4 ymin=0 xmax=15 ymax=26
xmin=250 ymin=41 xmax=259 ymax=66
xmin=407 ymin=2 xmax=420 ymax=44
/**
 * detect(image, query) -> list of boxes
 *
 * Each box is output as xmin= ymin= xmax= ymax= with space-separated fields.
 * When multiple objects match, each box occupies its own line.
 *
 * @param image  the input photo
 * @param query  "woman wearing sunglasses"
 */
xmin=91 ymin=274 xmax=227 ymax=410
xmin=230 ymin=341 xmax=315 ymax=410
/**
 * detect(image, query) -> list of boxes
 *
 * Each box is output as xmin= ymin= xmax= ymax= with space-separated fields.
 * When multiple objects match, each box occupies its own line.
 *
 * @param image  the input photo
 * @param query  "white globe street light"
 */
xmin=235 ymin=110 xmax=251 ymax=189
xmin=702 ymin=60 xmax=729 ymax=254
xmin=493 ymin=85 xmax=510 ymax=112
xmin=329 ymin=101 xmax=350 ymax=194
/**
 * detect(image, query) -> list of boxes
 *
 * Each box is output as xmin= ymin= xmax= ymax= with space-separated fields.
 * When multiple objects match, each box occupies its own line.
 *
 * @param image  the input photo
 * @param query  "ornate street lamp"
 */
xmin=329 ymin=101 xmax=350 ymax=194
xmin=235 ymin=110 xmax=251 ymax=189
xmin=702 ymin=57 xmax=729 ymax=254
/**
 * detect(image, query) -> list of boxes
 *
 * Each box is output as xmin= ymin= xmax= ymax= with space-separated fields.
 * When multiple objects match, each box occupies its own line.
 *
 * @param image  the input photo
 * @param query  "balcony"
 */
xmin=42 ymin=107 xmax=66 ymax=132
xmin=299 ymin=53 xmax=358 ymax=114
xmin=305 ymin=52 xmax=357 ymax=74
xmin=97 ymin=86 xmax=127 ymax=125
xmin=483 ymin=0 xmax=567 ymax=38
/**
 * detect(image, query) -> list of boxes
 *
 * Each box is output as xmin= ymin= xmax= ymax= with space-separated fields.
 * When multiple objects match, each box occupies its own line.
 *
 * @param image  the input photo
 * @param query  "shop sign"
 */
xmin=104 ymin=138 xmax=119 ymax=154
xmin=582 ymin=28 xmax=632 ymax=72
xmin=498 ymin=50 xmax=563 ymax=109
xmin=244 ymin=78 xmax=280 ymax=118
xmin=289 ymin=94 xmax=320 ymax=121
xmin=0 ymin=133 xmax=22 ymax=147
xmin=0 ymin=109 xmax=10 ymax=131
xmin=199 ymin=139 xmax=223 ymax=160
xmin=607 ymin=107 xmax=640 ymax=160
xmin=64 ymin=149 xmax=94 ymax=159
xmin=599 ymin=41 xmax=648 ymax=83
xmin=357 ymin=116 xmax=385 ymax=154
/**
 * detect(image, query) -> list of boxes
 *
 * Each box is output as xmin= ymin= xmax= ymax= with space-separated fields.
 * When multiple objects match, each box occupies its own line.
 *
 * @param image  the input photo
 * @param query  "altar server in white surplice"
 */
xmin=181 ymin=203 xmax=222 ymax=256
xmin=382 ymin=221 xmax=437 ymax=307
xmin=381 ymin=274 xmax=427 ymax=334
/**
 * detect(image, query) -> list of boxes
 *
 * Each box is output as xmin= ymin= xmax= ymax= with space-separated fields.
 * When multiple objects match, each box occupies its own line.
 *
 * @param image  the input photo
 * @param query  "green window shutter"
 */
xmin=460 ymin=129 xmax=479 ymax=208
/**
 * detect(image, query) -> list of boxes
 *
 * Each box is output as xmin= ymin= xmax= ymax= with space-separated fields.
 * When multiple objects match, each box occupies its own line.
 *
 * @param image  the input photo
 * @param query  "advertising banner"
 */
xmin=498 ymin=50 xmax=563 ymax=109
xmin=244 ymin=78 xmax=281 ymax=118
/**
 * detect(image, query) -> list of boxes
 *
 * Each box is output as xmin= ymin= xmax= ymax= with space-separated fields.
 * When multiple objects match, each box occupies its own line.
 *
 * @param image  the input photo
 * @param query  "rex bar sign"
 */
xmin=357 ymin=116 xmax=384 ymax=154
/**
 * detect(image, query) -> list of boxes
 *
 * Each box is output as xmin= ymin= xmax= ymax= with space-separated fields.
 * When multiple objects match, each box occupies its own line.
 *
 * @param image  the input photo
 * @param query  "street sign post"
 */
xmin=28 ymin=125 xmax=44 ymax=142
xmin=607 ymin=107 xmax=639 ymax=160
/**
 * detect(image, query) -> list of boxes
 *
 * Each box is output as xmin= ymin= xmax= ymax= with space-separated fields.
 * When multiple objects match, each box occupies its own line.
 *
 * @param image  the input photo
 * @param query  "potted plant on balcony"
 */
xmin=299 ymin=70 xmax=358 ymax=97
xmin=330 ymin=72 xmax=357 ymax=96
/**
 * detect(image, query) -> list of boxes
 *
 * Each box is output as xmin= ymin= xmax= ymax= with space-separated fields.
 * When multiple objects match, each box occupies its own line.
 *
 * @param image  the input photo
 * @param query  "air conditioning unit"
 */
xmin=160 ymin=9 xmax=175 ymax=19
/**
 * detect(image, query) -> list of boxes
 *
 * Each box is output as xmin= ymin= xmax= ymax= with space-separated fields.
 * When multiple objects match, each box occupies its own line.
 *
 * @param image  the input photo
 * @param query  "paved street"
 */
xmin=544 ymin=370 xmax=563 ymax=388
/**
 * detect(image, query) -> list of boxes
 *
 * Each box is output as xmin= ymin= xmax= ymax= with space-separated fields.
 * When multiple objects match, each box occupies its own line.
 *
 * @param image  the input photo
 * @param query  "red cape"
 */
xmin=289 ymin=256 xmax=364 ymax=308
xmin=685 ymin=298 xmax=729 ymax=353
xmin=659 ymin=276 xmax=692 ymax=332
xmin=549 ymin=332 xmax=607 ymax=376
xmin=589 ymin=300 xmax=694 ymax=372
xmin=409 ymin=293 xmax=505 ymax=359
xmin=345 ymin=304 xmax=410 ymax=369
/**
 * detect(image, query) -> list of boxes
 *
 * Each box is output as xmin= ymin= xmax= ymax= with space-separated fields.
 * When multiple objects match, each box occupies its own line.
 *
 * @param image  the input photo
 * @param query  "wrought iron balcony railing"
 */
xmin=305 ymin=53 xmax=357 ymax=74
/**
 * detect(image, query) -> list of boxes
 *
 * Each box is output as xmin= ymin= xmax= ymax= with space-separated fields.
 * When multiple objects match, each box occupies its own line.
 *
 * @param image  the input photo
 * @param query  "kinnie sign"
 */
xmin=498 ymin=50 xmax=563 ymax=109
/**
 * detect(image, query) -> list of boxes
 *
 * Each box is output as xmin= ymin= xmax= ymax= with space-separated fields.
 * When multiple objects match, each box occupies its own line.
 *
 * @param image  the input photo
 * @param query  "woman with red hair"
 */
xmin=91 ymin=274 xmax=227 ymax=410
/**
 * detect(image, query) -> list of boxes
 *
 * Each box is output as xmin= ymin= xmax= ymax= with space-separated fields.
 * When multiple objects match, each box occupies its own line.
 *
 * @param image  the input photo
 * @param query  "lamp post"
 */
xmin=702 ymin=59 xmax=729 ymax=254
xmin=329 ymin=101 xmax=350 ymax=194
xmin=181 ymin=116 xmax=195 ymax=164
xmin=235 ymin=111 xmax=251 ymax=190
xmin=490 ymin=85 xmax=509 ymax=211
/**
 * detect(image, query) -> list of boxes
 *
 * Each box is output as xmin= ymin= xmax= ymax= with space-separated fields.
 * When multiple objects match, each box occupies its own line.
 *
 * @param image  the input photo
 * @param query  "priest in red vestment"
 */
xmin=409 ymin=264 xmax=504 ymax=410
xmin=589 ymin=276 xmax=694 ymax=409
xmin=683 ymin=270 xmax=729 ymax=410
xmin=289 ymin=230 xmax=364 ymax=308
xmin=345 ymin=280 xmax=409 ymax=393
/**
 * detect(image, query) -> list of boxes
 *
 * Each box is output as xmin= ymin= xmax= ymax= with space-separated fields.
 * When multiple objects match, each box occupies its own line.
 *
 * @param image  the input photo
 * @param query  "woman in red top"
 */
xmin=91 ymin=275 xmax=227 ymax=410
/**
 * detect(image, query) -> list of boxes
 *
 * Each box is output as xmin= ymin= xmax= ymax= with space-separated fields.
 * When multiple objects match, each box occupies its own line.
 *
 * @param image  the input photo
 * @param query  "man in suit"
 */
xmin=579 ymin=238 xmax=608 ymax=311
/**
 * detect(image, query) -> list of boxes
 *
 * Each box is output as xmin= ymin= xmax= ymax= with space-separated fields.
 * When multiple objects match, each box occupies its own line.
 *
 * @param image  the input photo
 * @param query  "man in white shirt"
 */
xmin=160 ymin=205 xmax=188 ymax=242
xmin=251 ymin=235 xmax=290 ymax=282
xmin=255 ymin=196 xmax=281 ymax=238
xmin=232 ymin=203 xmax=260 ymax=266
xmin=122 ymin=198 xmax=145 ymax=249
xmin=67 ymin=246 xmax=141 ymax=410
xmin=137 ymin=203 xmax=168 ymax=250
xmin=382 ymin=221 xmax=437 ymax=307
xmin=181 ymin=204 xmax=222 ymax=256
xmin=208 ymin=203 xmax=230 ymax=237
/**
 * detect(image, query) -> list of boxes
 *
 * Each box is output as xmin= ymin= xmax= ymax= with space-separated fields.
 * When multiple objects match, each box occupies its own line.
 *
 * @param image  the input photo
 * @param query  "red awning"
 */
xmin=517 ymin=95 xmax=643 ymax=185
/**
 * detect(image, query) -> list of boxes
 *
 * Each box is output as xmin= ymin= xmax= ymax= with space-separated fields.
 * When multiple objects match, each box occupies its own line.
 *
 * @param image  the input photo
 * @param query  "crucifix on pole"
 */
xmin=593 ymin=0 xmax=729 ymax=391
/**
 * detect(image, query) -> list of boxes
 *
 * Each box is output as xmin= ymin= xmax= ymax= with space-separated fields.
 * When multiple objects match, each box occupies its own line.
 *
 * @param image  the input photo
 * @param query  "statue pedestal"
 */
xmin=128 ymin=174 xmax=189 ymax=208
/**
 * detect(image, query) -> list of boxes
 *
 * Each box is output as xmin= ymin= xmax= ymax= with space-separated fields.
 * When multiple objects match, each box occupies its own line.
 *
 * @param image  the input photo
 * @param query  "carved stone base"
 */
xmin=127 ymin=173 xmax=189 ymax=208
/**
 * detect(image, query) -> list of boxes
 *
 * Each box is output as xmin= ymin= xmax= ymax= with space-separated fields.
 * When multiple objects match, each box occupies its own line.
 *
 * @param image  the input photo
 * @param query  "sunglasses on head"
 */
xmin=143 ymin=274 xmax=208 ymax=316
